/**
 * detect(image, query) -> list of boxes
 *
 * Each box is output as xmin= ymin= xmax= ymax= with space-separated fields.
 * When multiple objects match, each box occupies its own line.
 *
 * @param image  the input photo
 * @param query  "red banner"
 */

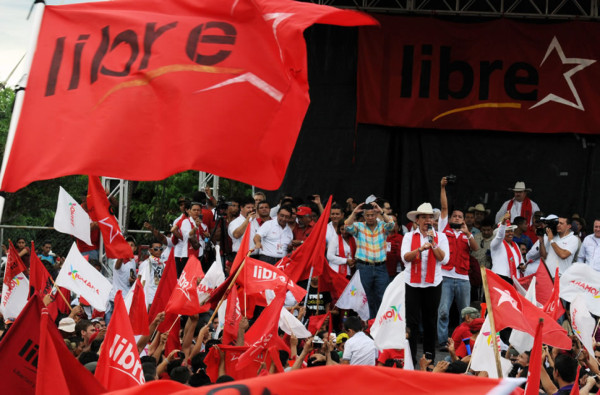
xmin=0 ymin=0 xmax=375 ymax=192
xmin=358 ymin=15 xmax=600 ymax=134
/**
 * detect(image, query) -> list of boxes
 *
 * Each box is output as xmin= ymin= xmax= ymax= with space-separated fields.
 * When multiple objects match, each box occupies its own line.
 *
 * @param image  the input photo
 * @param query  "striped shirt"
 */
xmin=346 ymin=221 xmax=395 ymax=263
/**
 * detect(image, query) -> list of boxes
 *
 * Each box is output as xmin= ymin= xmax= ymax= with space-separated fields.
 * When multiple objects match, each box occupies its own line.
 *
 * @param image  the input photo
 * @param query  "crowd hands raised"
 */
xmin=1 ymin=180 xmax=599 ymax=393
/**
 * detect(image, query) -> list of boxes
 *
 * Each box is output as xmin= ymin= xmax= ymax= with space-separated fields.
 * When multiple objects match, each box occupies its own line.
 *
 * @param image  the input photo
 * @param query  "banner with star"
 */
xmin=0 ymin=0 xmax=376 ymax=193
xmin=358 ymin=16 xmax=600 ymax=134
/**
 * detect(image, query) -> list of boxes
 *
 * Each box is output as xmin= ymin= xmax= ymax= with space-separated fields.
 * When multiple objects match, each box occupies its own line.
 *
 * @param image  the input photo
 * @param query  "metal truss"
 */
xmin=310 ymin=0 xmax=600 ymax=20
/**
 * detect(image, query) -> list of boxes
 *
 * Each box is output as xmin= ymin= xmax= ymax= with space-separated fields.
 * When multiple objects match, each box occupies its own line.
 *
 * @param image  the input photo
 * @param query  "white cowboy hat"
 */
xmin=509 ymin=181 xmax=532 ymax=192
xmin=468 ymin=203 xmax=490 ymax=214
xmin=493 ymin=222 xmax=518 ymax=236
xmin=407 ymin=203 xmax=440 ymax=222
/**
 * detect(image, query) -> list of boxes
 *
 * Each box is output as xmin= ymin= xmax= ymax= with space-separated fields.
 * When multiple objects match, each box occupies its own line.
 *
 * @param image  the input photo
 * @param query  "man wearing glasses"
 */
xmin=138 ymin=240 xmax=165 ymax=308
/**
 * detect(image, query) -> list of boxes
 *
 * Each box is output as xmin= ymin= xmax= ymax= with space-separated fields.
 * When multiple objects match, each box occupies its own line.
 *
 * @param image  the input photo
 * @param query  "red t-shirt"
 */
xmin=377 ymin=349 xmax=405 ymax=366
xmin=451 ymin=322 xmax=472 ymax=346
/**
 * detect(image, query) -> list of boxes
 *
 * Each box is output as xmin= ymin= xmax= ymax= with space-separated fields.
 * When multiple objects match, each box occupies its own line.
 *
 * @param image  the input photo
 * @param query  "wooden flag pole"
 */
xmin=480 ymin=265 xmax=504 ymax=378
xmin=49 ymin=277 xmax=74 ymax=313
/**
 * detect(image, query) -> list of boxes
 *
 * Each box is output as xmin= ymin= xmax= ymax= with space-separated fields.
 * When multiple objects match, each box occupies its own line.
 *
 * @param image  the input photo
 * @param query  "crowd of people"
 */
xmin=1 ymin=179 xmax=600 ymax=394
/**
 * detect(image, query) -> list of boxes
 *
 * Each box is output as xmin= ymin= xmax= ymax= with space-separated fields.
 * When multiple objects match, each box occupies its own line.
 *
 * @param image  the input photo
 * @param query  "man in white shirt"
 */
xmin=137 ymin=240 xmax=165 ymax=307
xmin=106 ymin=236 xmax=137 ymax=325
xmin=341 ymin=316 xmax=377 ymax=365
xmin=577 ymin=219 xmax=600 ymax=272
xmin=254 ymin=205 xmax=294 ymax=265
xmin=490 ymin=212 xmax=521 ymax=283
xmin=495 ymin=181 xmax=540 ymax=226
xmin=228 ymin=197 xmax=259 ymax=254
xmin=527 ymin=215 xmax=580 ymax=277
xmin=325 ymin=204 xmax=345 ymax=247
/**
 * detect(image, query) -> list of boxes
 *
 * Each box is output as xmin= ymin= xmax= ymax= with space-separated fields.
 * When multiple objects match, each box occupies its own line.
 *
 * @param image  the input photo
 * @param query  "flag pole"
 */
xmin=480 ymin=265 xmax=504 ymax=378
xmin=207 ymin=252 xmax=252 ymax=324
xmin=49 ymin=279 xmax=74 ymax=313
xmin=302 ymin=265 xmax=315 ymax=308
xmin=0 ymin=1 xmax=45 ymax=205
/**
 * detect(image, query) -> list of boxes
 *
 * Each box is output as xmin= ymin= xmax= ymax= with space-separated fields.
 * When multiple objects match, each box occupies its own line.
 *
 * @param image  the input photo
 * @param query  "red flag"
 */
xmin=0 ymin=0 xmax=376 ymax=193
xmin=486 ymin=270 xmax=571 ymax=349
xmin=37 ymin=308 xmax=106 ymax=395
xmin=570 ymin=366 xmax=581 ymax=395
xmin=222 ymin=284 xmax=241 ymax=346
xmin=5 ymin=240 xmax=27 ymax=284
xmin=164 ymin=318 xmax=181 ymax=358
xmin=204 ymin=345 xmax=269 ymax=382
xmin=319 ymin=263 xmax=350 ymax=302
xmin=524 ymin=319 xmax=543 ymax=395
xmin=165 ymin=255 xmax=208 ymax=316
xmin=87 ymin=176 xmax=133 ymax=260
xmin=239 ymin=257 xmax=306 ymax=302
xmin=237 ymin=291 xmax=286 ymax=369
xmin=148 ymin=250 xmax=178 ymax=332
xmin=0 ymin=295 xmax=44 ymax=394
xmin=230 ymin=225 xmax=251 ymax=274
xmin=543 ymin=267 xmax=566 ymax=321
xmin=278 ymin=197 xmax=332 ymax=283
xmin=96 ymin=291 xmax=145 ymax=390
xmin=308 ymin=311 xmax=331 ymax=335
xmin=516 ymin=260 xmax=554 ymax=305
xmin=54 ymin=286 xmax=72 ymax=315
xmin=129 ymin=279 xmax=149 ymax=336
xmin=29 ymin=242 xmax=53 ymax=297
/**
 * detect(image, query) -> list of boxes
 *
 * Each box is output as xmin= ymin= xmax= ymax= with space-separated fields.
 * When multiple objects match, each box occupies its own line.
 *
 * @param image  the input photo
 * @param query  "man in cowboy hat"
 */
xmin=400 ymin=202 xmax=450 ymax=364
xmin=345 ymin=201 xmax=395 ymax=319
xmin=490 ymin=212 xmax=522 ymax=284
xmin=495 ymin=181 xmax=540 ymax=227
xmin=469 ymin=203 xmax=490 ymax=229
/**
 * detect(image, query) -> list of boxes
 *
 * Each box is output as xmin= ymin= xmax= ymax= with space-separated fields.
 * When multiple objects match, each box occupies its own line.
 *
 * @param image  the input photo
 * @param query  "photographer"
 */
xmin=228 ymin=197 xmax=259 ymax=258
xmin=526 ymin=215 xmax=580 ymax=277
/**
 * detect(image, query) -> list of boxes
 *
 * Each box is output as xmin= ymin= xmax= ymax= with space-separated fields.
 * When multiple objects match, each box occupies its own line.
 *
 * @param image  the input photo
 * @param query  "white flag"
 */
xmin=571 ymin=294 xmax=596 ymax=354
xmin=370 ymin=271 xmax=407 ymax=350
xmin=279 ymin=307 xmax=311 ymax=338
xmin=335 ymin=271 xmax=369 ymax=320
xmin=197 ymin=246 xmax=225 ymax=304
xmin=56 ymin=242 xmax=112 ymax=311
xmin=509 ymin=277 xmax=537 ymax=353
xmin=54 ymin=186 xmax=92 ymax=246
xmin=560 ymin=263 xmax=600 ymax=316
xmin=471 ymin=316 xmax=513 ymax=378
xmin=0 ymin=267 xmax=29 ymax=321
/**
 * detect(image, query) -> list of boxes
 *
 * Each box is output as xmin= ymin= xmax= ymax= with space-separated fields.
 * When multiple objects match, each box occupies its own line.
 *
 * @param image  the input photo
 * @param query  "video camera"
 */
xmin=536 ymin=217 xmax=559 ymax=236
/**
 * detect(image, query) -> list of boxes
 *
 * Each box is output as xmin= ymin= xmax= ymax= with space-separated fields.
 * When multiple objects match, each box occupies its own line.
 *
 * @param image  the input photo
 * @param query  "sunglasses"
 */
xmin=151 ymin=247 xmax=164 ymax=251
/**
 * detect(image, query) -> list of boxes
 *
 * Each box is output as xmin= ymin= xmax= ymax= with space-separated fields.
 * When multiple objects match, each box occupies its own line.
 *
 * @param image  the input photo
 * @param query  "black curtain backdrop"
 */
xmin=262 ymin=23 xmax=600 ymax=227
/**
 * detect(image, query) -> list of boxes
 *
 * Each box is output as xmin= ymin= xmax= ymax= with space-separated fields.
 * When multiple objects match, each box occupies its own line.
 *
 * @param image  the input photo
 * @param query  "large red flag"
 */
xmin=230 ymin=225 xmax=251 ymax=275
xmin=204 ymin=345 xmax=268 ymax=383
xmin=319 ymin=262 xmax=350 ymax=302
xmin=516 ymin=260 xmax=554 ymax=305
xmin=486 ymin=270 xmax=571 ymax=349
xmin=148 ymin=250 xmax=178 ymax=332
xmin=0 ymin=0 xmax=376 ymax=193
xmin=524 ymin=319 xmax=543 ymax=395
xmin=96 ymin=291 xmax=145 ymax=390
xmin=308 ymin=311 xmax=331 ymax=335
xmin=29 ymin=242 xmax=53 ymax=297
xmin=0 ymin=295 xmax=44 ymax=394
xmin=37 ymin=308 xmax=106 ymax=395
xmin=277 ymin=197 xmax=332 ymax=283
xmin=5 ymin=240 xmax=27 ymax=282
xmin=238 ymin=256 xmax=306 ymax=302
xmin=222 ymin=284 xmax=241 ymax=346
xmin=165 ymin=255 xmax=208 ymax=316
xmin=570 ymin=366 xmax=581 ymax=395
xmin=87 ymin=176 xmax=133 ymax=260
xmin=543 ymin=267 xmax=566 ymax=321
xmin=129 ymin=279 xmax=149 ymax=336
xmin=237 ymin=290 xmax=286 ymax=369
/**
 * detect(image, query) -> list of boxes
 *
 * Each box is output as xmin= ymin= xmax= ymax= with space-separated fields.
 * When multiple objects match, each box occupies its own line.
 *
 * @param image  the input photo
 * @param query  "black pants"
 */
xmin=406 ymin=283 xmax=442 ymax=364
xmin=257 ymin=254 xmax=280 ymax=265
xmin=175 ymin=257 xmax=188 ymax=278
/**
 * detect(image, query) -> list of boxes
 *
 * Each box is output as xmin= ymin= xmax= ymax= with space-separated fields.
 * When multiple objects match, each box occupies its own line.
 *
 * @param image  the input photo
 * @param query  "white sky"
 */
xmin=0 ymin=0 xmax=101 ymax=87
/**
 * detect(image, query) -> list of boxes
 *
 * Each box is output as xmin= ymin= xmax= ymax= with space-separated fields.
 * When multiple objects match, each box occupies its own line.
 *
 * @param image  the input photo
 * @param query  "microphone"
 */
xmin=427 ymin=224 xmax=434 ymax=244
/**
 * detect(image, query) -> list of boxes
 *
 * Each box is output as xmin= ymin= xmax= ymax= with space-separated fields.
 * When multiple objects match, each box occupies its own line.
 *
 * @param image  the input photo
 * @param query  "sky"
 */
xmin=0 ymin=0 xmax=101 ymax=87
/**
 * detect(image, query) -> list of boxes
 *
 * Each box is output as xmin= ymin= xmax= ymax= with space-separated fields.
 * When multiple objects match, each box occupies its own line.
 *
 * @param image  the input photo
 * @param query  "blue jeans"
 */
xmin=357 ymin=263 xmax=390 ymax=319
xmin=437 ymin=277 xmax=471 ymax=345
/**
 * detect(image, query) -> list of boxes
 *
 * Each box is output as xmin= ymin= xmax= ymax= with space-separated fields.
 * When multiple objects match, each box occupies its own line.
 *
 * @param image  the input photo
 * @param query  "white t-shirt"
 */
xmin=110 ymin=258 xmax=136 ymax=301
xmin=490 ymin=225 xmax=522 ymax=277
xmin=527 ymin=232 xmax=580 ymax=276
xmin=138 ymin=256 xmax=164 ymax=305
xmin=342 ymin=331 xmax=377 ymax=365
xmin=228 ymin=215 xmax=258 ymax=252
xmin=256 ymin=220 xmax=293 ymax=258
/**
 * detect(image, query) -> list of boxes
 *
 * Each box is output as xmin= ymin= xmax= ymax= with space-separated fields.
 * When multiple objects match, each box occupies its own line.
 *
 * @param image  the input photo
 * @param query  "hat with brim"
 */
xmin=493 ymin=223 xmax=517 ymax=236
xmin=509 ymin=181 xmax=532 ymax=192
xmin=58 ymin=317 xmax=76 ymax=333
xmin=407 ymin=203 xmax=440 ymax=222
xmin=469 ymin=204 xmax=490 ymax=214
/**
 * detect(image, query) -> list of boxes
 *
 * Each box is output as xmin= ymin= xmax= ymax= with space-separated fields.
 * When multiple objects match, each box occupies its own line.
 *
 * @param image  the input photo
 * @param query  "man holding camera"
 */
xmin=228 ymin=196 xmax=260 ymax=256
xmin=526 ymin=215 xmax=580 ymax=277
xmin=437 ymin=177 xmax=479 ymax=349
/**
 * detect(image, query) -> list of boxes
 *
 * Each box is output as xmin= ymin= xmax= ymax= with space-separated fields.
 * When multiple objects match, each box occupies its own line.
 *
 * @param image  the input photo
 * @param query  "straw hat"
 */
xmin=407 ymin=203 xmax=440 ymax=222
xmin=509 ymin=181 xmax=532 ymax=192
xmin=468 ymin=203 xmax=490 ymax=214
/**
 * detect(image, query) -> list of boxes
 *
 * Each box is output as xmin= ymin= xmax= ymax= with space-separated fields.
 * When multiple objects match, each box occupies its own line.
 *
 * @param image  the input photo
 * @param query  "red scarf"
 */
xmin=502 ymin=240 xmax=521 ymax=279
xmin=410 ymin=231 xmax=438 ymax=284
xmin=507 ymin=197 xmax=533 ymax=223
xmin=187 ymin=218 xmax=200 ymax=257
xmin=337 ymin=235 xmax=357 ymax=276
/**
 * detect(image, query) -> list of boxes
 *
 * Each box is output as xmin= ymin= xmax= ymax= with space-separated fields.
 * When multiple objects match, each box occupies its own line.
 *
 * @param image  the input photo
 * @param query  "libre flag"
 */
xmin=0 ymin=0 xmax=376 ymax=192
xmin=542 ymin=267 xmax=566 ymax=320
xmin=96 ymin=291 xmax=145 ymax=390
xmin=335 ymin=270 xmax=369 ymax=320
xmin=0 ymin=295 xmax=44 ymax=394
xmin=470 ymin=316 xmax=513 ymax=379
xmin=36 ymin=309 xmax=106 ymax=395
xmin=560 ymin=263 xmax=600 ymax=316
xmin=370 ymin=272 xmax=407 ymax=351
xmin=29 ymin=242 xmax=53 ymax=297
xmin=87 ymin=176 xmax=133 ymax=260
xmin=1 ymin=241 xmax=30 ymax=320
xmin=53 ymin=186 xmax=92 ymax=246
xmin=516 ymin=260 xmax=553 ymax=305
xmin=222 ymin=284 xmax=241 ymax=346
xmin=204 ymin=345 xmax=268 ymax=383
xmin=486 ymin=270 xmax=571 ymax=349
xmin=307 ymin=312 xmax=332 ymax=335
xmin=55 ymin=242 xmax=112 ymax=311
xmin=148 ymin=249 xmax=177 ymax=331
xmin=524 ymin=319 xmax=543 ymax=395
xmin=279 ymin=306 xmax=311 ymax=338
xmin=509 ymin=277 xmax=537 ymax=354
xmin=197 ymin=247 xmax=226 ymax=305
xmin=128 ymin=279 xmax=149 ymax=337
xmin=570 ymin=294 xmax=596 ymax=355
xmin=165 ymin=255 xmax=208 ymax=316
xmin=277 ymin=196 xmax=332 ymax=282
xmin=239 ymin=257 xmax=306 ymax=302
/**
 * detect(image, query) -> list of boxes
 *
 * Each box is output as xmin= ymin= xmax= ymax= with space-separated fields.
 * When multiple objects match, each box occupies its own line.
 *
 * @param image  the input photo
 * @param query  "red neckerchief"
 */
xmin=502 ymin=239 xmax=521 ymax=278
xmin=410 ymin=231 xmax=438 ymax=284
xmin=507 ymin=197 xmax=533 ymax=223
